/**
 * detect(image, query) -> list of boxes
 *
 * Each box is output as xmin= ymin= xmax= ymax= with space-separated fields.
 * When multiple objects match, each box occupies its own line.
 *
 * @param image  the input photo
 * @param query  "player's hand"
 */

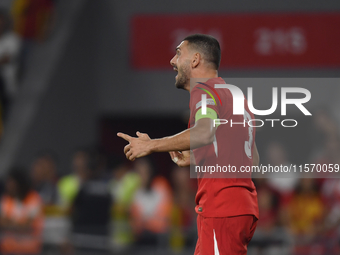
xmin=169 ymin=150 xmax=191 ymax=167
xmin=117 ymin=131 xmax=152 ymax=161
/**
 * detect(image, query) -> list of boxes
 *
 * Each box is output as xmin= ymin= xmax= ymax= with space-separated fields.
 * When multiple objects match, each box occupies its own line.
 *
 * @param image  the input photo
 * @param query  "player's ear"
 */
xmin=191 ymin=53 xmax=201 ymax=68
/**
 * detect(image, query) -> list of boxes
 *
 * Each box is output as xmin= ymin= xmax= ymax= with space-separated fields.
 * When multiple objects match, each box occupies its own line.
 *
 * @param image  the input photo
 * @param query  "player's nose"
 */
xmin=170 ymin=56 xmax=176 ymax=67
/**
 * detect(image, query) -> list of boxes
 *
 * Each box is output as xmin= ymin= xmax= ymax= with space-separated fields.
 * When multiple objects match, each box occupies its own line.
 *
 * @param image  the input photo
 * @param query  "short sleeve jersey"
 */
xmin=189 ymin=77 xmax=259 ymax=218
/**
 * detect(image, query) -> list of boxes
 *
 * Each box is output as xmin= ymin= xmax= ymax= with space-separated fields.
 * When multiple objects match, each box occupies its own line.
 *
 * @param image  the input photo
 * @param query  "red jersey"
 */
xmin=189 ymin=77 xmax=259 ymax=218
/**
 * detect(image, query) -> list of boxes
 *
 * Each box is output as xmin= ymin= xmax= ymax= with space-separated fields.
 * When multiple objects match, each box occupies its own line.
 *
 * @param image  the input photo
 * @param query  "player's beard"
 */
xmin=175 ymin=62 xmax=190 ymax=90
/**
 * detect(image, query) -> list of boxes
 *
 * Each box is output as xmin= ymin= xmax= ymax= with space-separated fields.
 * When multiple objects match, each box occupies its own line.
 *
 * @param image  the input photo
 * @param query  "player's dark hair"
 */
xmin=183 ymin=34 xmax=221 ymax=70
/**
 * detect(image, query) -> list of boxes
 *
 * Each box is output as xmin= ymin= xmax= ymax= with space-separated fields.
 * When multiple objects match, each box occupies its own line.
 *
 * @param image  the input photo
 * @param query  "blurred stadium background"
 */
xmin=0 ymin=0 xmax=340 ymax=254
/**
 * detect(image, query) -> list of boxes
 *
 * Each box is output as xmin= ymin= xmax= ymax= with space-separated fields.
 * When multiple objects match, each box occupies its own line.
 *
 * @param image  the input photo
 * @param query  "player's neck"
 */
xmin=186 ymin=69 xmax=218 ymax=92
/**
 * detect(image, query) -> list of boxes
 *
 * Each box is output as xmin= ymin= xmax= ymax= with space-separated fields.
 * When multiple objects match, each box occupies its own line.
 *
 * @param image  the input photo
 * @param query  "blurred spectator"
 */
xmin=0 ymin=8 xmax=21 ymax=119
xmin=109 ymin=156 xmax=140 ymax=250
xmin=57 ymin=149 xmax=91 ymax=254
xmin=322 ymin=178 xmax=340 ymax=224
xmin=311 ymin=109 xmax=340 ymax=165
xmin=169 ymin=166 xmax=196 ymax=252
xmin=287 ymin=179 xmax=325 ymax=245
xmin=319 ymin=130 xmax=340 ymax=251
xmin=314 ymin=138 xmax=340 ymax=166
xmin=0 ymin=167 xmax=43 ymax=254
xmin=312 ymin=109 xmax=339 ymax=147
xmin=319 ymin=178 xmax=340 ymax=254
xmin=57 ymin=149 xmax=90 ymax=210
xmin=31 ymin=151 xmax=59 ymax=206
xmin=11 ymin=0 xmax=55 ymax=78
xmin=257 ymin=184 xmax=279 ymax=233
xmin=265 ymin=141 xmax=299 ymax=199
xmin=130 ymin=158 xmax=173 ymax=249
xmin=250 ymin=179 xmax=292 ymax=255
xmin=70 ymin=151 xmax=112 ymax=252
xmin=12 ymin=0 xmax=55 ymax=42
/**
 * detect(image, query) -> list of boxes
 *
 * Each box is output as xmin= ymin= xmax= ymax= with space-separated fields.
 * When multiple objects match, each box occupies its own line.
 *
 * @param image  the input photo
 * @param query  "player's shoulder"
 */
xmin=192 ymin=78 xmax=225 ymax=93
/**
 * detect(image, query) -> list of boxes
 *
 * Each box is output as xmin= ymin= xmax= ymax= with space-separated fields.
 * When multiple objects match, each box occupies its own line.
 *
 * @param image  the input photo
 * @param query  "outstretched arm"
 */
xmin=117 ymin=118 xmax=217 ymax=161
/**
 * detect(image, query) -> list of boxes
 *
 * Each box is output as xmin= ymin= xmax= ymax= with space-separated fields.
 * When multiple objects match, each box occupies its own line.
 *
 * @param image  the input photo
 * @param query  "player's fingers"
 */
xmin=173 ymin=151 xmax=183 ymax=160
xmin=177 ymin=161 xmax=184 ymax=167
xmin=126 ymin=150 xmax=133 ymax=161
xmin=169 ymin=151 xmax=179 ymax=164
xmin=136 ymin=131 xmax=149 ymax=139
xmin=128 ymin=152 xmax=135 ymax=161
xmin=117 ymin=132 xmax=132 ymax=142
xmin=124 ymin=144 xmax=131 ymax=154
xmin=175 ymin=151 xmax=182 ymax=156
xmin=178 ymin=161 xmax=188 ymax=167
xmin=169 ymin=151 xmax=176 ymax=159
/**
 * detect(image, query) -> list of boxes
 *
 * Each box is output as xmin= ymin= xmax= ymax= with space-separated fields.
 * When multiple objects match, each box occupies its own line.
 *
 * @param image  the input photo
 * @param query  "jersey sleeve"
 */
xmin=190 ymin=86 xmax=220 ymax=123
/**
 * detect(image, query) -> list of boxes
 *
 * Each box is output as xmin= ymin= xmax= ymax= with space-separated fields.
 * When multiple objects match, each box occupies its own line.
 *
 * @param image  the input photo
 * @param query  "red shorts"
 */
xmin=194 ymin=215 xmax=258 ymax=255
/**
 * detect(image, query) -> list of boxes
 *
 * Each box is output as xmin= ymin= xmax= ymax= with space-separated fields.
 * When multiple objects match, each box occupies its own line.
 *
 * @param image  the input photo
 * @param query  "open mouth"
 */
xmin=173 ymin=67 xmax=178 ymax=78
